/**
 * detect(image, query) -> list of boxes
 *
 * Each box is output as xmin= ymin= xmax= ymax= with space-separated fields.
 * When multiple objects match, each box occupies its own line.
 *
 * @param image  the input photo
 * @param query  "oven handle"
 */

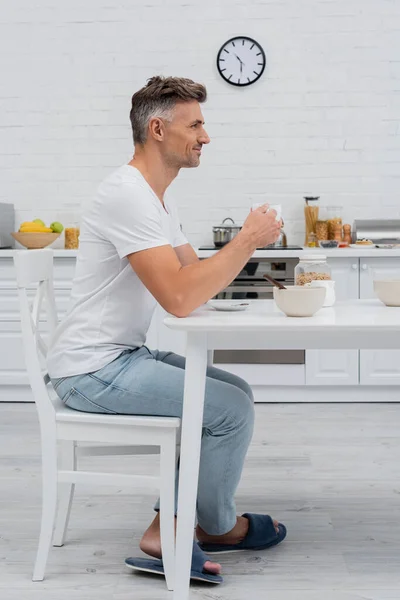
xmin=223 ymin=285 xmax=275 ymax=294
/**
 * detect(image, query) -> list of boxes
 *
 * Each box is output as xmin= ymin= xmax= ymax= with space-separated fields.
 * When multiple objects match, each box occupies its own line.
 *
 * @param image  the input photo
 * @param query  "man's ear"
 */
xmin=148 ymin=117 xmax=164 ymax=142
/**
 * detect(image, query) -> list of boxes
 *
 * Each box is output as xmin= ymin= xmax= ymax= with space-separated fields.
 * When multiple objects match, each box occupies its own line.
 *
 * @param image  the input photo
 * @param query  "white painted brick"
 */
xmin=0 ymin=0 xmax=399 ymax=245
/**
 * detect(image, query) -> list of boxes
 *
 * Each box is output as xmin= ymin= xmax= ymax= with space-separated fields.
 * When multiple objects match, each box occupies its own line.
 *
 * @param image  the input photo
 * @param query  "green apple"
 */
xmin=50 ymin=221 xmax=64 ymax=233
xmin=33 ymin=218 xmax=46 ymax=227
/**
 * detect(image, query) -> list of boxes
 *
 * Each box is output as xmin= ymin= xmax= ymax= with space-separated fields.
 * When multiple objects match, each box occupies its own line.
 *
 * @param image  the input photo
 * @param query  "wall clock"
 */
xmin=216 ymin=36 xmax=266 ymax=87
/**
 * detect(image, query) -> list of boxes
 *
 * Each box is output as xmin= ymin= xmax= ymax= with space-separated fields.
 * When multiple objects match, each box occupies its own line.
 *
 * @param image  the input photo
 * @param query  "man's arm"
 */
xmin=174 ymin=243 xmax=199 ymax=267
xmin=128 ymin=206 xmax=280 ymax=318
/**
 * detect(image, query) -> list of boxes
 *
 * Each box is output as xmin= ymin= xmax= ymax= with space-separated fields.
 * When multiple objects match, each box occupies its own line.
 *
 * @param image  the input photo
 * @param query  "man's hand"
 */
xmin=239 ymin=204 xmax=281 ymax=248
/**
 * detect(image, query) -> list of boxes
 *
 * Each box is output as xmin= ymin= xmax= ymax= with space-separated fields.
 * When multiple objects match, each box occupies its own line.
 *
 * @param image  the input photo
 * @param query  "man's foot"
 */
xmin=196 ymin=515 xmax=279 ymax=546
xmin=139 ymin=513 xmax=222 ymax=575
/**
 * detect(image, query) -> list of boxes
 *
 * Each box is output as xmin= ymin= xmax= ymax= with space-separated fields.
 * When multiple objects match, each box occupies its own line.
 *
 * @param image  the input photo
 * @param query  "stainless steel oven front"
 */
xmin=212 ymin=258 xmax=304 ymax=366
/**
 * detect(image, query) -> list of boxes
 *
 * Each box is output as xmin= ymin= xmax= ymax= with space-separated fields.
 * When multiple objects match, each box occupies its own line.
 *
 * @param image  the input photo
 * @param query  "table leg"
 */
xmin=173 ymin=331 xmax=208 ymax=600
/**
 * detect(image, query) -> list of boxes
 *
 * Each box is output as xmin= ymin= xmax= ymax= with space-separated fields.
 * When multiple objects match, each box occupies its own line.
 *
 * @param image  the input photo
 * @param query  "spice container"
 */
xmin=304 ymin=196 xmax=320 ymax=246
xmin=343 ymin=224 xmax=352 ymax=245
xmin=307 ymin=232 xmax=317 ymax=247
xmin=295 ymin=255 xmax=332 ymax=286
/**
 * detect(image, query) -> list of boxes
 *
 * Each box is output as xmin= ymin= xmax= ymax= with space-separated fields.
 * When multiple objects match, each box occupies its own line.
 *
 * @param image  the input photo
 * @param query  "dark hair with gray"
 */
xmin=129 ymin=76 xmax=207 ymax=145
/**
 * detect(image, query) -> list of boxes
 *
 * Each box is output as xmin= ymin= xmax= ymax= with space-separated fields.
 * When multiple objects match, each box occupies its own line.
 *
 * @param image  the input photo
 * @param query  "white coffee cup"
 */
xmin=251 ymin=203 xmax=282 ymax=222
xmin=307 ymin=280 xmax=336 ymax=307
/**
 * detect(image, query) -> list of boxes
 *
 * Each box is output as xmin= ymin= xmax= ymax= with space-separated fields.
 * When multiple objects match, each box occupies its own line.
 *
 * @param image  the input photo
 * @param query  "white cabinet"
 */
xmin=359 ymin=258 xmax=400 ymax=385
xmin=306 ymin=258 xmax=359 ymax=385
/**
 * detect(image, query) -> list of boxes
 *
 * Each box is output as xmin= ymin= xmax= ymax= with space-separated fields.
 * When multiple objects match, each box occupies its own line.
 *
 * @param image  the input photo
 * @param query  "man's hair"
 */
xmin=129 ymin=76 xmax=207 ymax=145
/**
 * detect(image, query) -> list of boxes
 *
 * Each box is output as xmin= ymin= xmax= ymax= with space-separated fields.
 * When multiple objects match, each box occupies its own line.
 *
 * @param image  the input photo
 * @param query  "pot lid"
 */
xmin=213 ymin=217 xmax=240 ymax=229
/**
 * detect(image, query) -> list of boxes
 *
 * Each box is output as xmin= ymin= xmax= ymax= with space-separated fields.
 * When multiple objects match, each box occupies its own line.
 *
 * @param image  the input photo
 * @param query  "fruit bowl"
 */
xmin=11 ymin=232 xmax=61 ymax=249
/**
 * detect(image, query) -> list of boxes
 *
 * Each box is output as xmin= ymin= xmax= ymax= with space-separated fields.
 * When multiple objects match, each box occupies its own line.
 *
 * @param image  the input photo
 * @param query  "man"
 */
xmin=47 ymin=76 xmax=286 ymax=584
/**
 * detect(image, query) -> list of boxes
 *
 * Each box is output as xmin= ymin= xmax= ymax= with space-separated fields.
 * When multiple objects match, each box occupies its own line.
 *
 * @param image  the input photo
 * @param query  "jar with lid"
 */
xmin=303 ymin=196 xmax=320 ymax=246
xmin=295 ymin=255 xmax=332 ymax=286
xmin=326 ymin=206 xmax=343 ymax=240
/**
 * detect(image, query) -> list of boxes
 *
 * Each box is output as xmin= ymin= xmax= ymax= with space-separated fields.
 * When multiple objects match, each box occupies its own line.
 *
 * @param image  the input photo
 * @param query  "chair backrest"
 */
xmin=13 ymin=249 xmax=59 ymax=422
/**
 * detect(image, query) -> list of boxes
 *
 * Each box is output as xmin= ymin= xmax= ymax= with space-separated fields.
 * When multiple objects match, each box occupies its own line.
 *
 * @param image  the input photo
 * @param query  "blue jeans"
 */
xmin=51 ymin=346 xmax=255 ymax=535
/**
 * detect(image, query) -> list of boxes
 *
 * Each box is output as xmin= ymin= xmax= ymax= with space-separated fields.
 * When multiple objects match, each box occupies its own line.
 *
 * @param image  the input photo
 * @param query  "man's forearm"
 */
xmin=173 ymin=232 xmax=256 ymax=317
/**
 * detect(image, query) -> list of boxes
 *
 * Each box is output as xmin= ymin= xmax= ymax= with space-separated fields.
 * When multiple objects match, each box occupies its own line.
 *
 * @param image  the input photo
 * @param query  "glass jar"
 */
xmin=64 ymin=222 xmax=80 ymax=249
xmin=295 ymin=255 xmax=332 ymax=286
xmin=307 ymin=232 xmax=317 ymax=247
xmin=303 ymin=196 xmax=320 ymax=246
xmin=326 ymin=206 xmax=343 ymax=240
xmin=315 ymin=220 xmax=329 ymax=245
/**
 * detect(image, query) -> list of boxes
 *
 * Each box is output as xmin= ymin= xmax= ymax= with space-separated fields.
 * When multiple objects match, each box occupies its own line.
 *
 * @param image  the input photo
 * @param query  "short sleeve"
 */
xmin=98 ymin=182 xmax=170 ymax=259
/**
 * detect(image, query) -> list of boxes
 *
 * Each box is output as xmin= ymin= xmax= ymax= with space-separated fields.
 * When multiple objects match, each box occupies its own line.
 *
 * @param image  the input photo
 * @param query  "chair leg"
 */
xmin=159 ymin=434 xmax=177 ymax=591
xmin=53 ymin=441 xmax=76 ymax=547
xmin=32 ymin=435 xmax=58 ymax=581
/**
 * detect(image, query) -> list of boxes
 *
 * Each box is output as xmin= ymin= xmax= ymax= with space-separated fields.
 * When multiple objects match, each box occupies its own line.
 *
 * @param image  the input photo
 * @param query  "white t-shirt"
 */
xmin=47 ymin=164 xmax=188 ymax=378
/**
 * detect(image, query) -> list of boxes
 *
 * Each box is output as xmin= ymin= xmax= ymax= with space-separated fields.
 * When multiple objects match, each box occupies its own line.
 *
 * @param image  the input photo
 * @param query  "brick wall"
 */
xmin=1 ymin=0 xmax=399 ymax=247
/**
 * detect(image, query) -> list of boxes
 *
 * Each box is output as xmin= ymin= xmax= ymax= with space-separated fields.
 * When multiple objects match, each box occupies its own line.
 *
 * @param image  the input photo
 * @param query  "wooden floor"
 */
xmin=1 ymin=402 xmax=400 ymax=600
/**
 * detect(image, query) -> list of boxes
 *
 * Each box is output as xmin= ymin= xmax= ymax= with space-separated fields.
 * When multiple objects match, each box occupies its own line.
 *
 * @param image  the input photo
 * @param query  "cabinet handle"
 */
xmin=351 ymin=264 xmax=357 ymax=270
xmin=362 ymin=264 xmax=367 ymax=270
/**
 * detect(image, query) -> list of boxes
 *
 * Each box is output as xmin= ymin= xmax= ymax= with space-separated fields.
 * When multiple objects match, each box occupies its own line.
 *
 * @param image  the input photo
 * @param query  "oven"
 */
xmin=212 ymin=258 xmax=305 ymax=366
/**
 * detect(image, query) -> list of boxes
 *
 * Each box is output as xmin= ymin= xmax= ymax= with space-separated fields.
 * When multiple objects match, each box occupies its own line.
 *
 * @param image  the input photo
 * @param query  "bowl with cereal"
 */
xmin=273 ymin=285 xmax=326 ymax=317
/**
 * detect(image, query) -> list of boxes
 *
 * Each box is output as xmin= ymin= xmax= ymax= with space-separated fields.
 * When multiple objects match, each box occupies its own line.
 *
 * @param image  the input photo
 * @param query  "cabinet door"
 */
xmin=359 ymin=258 xmax=400 ymax=385
xmin=306 ymin=258 xmax=359 ymax=385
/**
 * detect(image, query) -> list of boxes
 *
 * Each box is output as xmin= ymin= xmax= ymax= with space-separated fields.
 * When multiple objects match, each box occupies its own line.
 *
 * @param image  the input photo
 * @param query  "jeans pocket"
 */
xmin=63 ymin=387 xmax=117 ymax=414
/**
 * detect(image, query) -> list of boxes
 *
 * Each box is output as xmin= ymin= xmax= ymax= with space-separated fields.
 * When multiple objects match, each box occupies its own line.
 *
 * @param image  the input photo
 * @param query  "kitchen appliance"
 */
xmin=353 ymin=219 xmax=400 ymax=245
xmin=210 ymin=256 xmax=304 ymax=365
xmin=0 ymin=202 xmax=15 ymax=248
xmin=212 ymin=218 xmax=241 ymax=247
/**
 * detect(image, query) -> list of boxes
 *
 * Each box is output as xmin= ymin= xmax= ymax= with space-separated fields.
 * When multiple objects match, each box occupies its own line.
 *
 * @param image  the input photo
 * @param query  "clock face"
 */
xmin=216 ymin=36 xmax=266 ymax=87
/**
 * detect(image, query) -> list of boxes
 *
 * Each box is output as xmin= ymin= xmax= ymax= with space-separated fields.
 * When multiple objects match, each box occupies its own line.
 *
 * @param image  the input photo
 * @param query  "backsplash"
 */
xmin=2 ymin=0 xmax=399 ymax=249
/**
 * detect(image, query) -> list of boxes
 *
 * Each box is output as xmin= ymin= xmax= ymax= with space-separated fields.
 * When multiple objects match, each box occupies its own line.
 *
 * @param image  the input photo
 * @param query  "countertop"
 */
xmin=196 ymin=247 xmax=400 ymax=259
xmin=164 ymin=298 xmax=400 ymax=338
xmin=2 ymin=247 xmax=400 ymax=259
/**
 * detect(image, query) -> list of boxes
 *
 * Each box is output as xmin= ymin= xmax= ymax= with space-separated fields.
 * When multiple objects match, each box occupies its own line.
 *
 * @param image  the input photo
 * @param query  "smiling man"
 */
xmin=47 ymin=76 xmax=286 ymax=584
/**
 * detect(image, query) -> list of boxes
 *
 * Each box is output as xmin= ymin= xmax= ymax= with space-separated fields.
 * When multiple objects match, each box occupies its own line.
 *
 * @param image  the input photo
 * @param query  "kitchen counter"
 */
xmin=0 ymin=249 xmax=78 ymax=258
xmin=3 ymin=247 xmax=400 ymax=259
xmin=196 ymin=247 xmax=400 ymax=259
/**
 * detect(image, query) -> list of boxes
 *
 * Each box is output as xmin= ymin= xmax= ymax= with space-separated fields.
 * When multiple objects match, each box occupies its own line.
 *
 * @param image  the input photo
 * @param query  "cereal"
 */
xmin=65 ymin=227 xmax=80 ymax=249
xmin=296 ymin=272 xmax=331 ymax=286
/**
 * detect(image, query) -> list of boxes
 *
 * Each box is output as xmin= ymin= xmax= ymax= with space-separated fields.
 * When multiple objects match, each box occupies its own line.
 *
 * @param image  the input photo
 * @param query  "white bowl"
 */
xmin=373 ymin=280 xmax=400 ymax=307
xmin=273 ymin=285 xmax=326 ymax=317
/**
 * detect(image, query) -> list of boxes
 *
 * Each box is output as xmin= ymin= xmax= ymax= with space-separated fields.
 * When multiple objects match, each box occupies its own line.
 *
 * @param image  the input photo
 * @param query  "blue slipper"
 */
xmin=125 ymin=539 xmax=223 ymax=584
xmin=198 ymin=513 xmax=287 ymax=554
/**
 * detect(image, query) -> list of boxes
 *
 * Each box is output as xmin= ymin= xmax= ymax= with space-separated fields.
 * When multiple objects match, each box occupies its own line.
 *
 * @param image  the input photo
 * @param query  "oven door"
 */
xmin=214 ymin=283 xmax=274 ymax=300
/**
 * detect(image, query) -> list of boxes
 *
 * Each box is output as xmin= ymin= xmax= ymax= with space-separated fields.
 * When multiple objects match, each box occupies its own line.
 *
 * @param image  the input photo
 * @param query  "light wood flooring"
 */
xmin=1 ymin=402 xmax=400 ymax=600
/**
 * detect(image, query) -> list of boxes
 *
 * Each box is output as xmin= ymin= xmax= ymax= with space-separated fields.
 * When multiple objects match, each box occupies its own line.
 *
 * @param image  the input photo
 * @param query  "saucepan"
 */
xmin=212 ymin=218 xmax=241 ymax=247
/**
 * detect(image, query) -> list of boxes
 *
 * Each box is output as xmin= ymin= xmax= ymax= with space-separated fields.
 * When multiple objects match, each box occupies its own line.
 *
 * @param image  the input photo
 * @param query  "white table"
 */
xmin=164 ymin=299 xmax=400 ymax=600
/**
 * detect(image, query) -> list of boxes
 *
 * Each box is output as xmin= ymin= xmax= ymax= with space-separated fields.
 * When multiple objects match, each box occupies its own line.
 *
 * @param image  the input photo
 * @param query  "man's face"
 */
xmin=159 ymin=100 xmax=210 ymax=168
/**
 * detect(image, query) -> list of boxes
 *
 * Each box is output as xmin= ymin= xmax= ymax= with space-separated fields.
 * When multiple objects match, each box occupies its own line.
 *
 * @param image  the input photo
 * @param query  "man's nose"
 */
xmin=199 ymin=129 xmax=210 ymax=145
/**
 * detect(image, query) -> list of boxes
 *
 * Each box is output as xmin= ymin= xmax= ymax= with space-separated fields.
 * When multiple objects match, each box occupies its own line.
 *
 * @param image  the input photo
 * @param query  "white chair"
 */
xmin=13 ymin=249 xmax=180 ymax=590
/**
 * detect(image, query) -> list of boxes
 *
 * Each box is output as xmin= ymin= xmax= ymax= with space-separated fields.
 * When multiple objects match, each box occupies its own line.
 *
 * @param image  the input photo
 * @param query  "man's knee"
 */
xmin=240 ymin=378 xmax=254 ymax=403
xmin=229 ymin=386 xmax=255 ymax=429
